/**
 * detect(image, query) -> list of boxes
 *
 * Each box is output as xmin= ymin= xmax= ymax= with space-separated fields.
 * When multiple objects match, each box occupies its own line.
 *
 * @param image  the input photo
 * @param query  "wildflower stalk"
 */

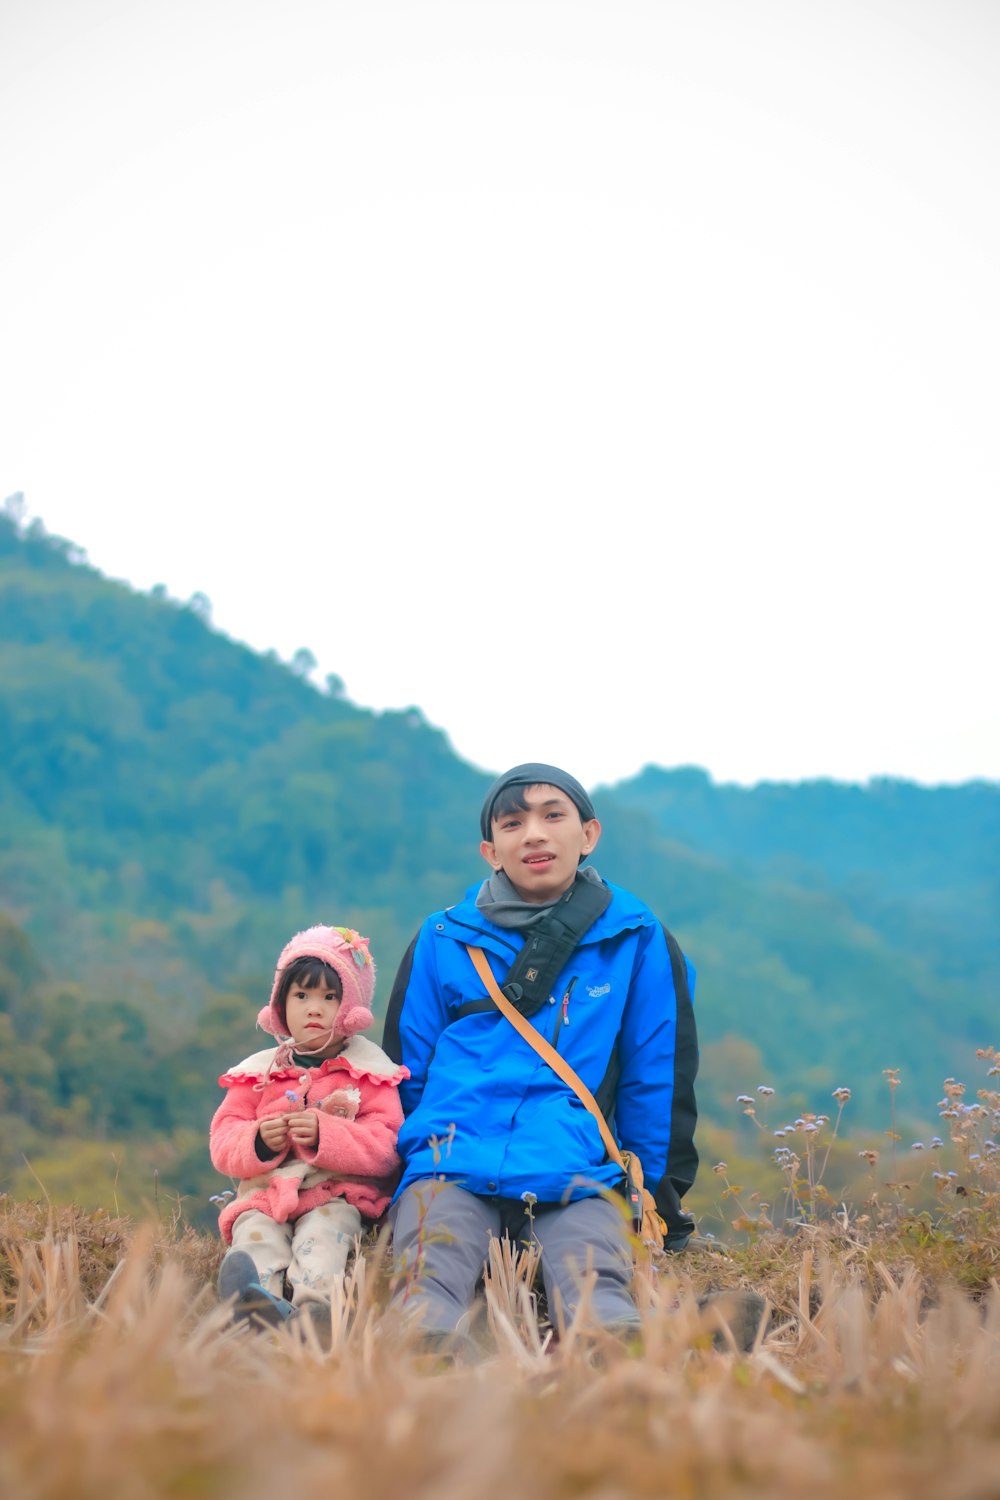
xmin=883 ymin=1068 xmax=901 ymax=1183
xmin=818 ymin=1088 xmax=852 ymax=1182
xmin=710 ymin=1161 xmax=758 ymax=1232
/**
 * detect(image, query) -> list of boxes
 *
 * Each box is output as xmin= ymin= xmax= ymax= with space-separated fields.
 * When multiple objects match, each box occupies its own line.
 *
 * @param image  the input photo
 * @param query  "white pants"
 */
xmin=230 ymin=1199 xmax=362 ymax=1305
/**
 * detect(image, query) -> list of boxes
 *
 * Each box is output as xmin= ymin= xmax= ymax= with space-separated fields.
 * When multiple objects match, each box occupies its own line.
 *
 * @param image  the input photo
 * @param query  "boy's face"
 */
xmin=480 ymin=783 xmax=601 ymax=904
xmin=284 ymin=980 xmax=343 ymax=1055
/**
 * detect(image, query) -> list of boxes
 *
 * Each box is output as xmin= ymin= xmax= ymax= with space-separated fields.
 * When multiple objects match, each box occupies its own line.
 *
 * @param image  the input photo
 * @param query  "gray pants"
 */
xmin=389 ymin=1181 xmax=639 ymax=1334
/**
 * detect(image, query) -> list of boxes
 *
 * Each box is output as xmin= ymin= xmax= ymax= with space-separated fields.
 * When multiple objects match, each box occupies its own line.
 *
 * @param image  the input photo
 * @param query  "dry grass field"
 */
xmin=1 ymin=1177 xmax=998 ymax=1500
xmin=1 ymin=1051 xmax=997 ymax=1500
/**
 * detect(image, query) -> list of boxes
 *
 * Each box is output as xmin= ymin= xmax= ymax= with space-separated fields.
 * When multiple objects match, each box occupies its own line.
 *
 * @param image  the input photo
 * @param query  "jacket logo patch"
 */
xmin=587 ymin=982 xmax=611 ymax=998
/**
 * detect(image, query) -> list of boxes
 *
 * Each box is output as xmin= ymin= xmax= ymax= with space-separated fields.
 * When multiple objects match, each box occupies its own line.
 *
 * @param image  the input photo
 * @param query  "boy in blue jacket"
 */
xmin=382 ymin=761 xmax=699 ymax=1343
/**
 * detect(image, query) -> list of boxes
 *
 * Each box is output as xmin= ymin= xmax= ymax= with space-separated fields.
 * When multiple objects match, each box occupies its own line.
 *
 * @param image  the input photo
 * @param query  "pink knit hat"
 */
xmin=258 ymin=925 xmax=376 ymax=1041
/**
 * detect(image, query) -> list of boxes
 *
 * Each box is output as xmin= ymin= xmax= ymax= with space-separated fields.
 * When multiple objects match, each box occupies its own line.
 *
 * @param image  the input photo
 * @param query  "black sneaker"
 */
xmin=411 ymin=1329 xmax=481 ymax=1367
xmin=697 ymin=1290 xmax=769 ymax=1352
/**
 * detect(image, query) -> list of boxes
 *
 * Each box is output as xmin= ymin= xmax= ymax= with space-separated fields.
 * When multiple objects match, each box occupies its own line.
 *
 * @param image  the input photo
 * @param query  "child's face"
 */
xmin=284 ymin=980 xmax=343 ymax=1055
xmin=479 ymin=783 xmax=601 ymax=904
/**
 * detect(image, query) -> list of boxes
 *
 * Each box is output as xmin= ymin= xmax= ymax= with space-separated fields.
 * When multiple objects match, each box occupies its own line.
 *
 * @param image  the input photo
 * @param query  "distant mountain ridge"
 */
xmin=603 ymin=764 xmax=998 ymax=985
xmin=0 ymin=506 xmax=996 ymax=1217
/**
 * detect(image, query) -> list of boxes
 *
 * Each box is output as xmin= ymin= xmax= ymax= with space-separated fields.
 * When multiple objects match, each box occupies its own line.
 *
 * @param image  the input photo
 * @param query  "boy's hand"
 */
xmin=286 ymin=1111 xmax=319 ymax=1148
xmin=258 ymin=1116 xmax=290 ymax=1152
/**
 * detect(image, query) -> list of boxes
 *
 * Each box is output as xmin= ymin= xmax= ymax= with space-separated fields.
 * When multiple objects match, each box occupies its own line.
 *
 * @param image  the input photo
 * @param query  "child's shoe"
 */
xmin=237 ymin=1283 xmax=297 ymax=1329
xmin=217 ymin=1250 xmax=259 ymax=1302
xmin=293 ymin=1302 xmax=333 ymax=1350
xmin=218 ymin=1250 xmax=295 ymax=1329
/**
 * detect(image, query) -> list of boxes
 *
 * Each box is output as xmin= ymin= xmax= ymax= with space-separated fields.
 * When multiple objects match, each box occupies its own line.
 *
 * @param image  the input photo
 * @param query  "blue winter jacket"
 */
xmin=382 ymin=880 xmax=699 ymax=1239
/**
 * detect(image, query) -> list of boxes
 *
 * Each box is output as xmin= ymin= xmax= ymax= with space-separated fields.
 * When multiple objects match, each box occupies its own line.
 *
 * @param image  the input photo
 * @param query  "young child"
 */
xmin=382 ymin=762 xmax=700 ymax=1350
xmin=211 ymin=924 xmax=408 ymax=1325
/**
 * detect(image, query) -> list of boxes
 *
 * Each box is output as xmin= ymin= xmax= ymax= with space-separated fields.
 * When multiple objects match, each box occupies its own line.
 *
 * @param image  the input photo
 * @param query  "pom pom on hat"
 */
xmin=261 ymin=925 xmax=376 ymax=1040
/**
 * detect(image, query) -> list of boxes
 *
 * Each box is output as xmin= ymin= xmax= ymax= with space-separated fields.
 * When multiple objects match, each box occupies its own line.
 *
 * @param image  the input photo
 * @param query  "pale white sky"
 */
xmin=2 ymin=0 xmax=998 ymax=788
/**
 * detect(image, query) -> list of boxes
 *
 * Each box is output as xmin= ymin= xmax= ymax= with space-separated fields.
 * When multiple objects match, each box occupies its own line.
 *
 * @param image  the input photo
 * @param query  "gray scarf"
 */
xmin=475 ymin=865 xmax=605 ymax=930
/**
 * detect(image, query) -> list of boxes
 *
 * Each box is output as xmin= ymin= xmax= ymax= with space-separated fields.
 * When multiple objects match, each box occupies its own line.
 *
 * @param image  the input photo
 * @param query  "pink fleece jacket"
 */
xmin=209 ymin=1034 xmax=409 ymax=1243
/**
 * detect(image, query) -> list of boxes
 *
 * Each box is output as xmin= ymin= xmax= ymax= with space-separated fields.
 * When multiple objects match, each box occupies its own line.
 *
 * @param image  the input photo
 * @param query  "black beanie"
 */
xmin=479 ymin=762 xmax=597 ymax=840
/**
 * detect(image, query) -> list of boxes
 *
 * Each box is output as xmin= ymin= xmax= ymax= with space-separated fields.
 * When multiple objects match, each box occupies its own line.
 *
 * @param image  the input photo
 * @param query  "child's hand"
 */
xmin=258 ymin=1115 xmax=290 ymax=1152
xmin=286 ymin=1111 xmax=320 ymax=1149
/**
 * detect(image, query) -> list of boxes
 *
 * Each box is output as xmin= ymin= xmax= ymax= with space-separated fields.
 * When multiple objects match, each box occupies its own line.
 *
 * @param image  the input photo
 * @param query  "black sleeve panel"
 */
xmin=381 ymin=933 xmax=419 ymax=1063
xmin=662 ymin=924 xmax=699 ymax=1197
xmin=594 ymin=1042 xmax=622 ymax=1124
xmin=646 ymin=924 xmax=699 ymax=1244
xmin=599 ymin=922 xmax=699 ymax=1244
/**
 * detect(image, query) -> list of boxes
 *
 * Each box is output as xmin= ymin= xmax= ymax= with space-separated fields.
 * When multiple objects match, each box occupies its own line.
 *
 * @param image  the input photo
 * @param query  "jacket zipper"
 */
xmin=550 ymin=976 xmax=578 ymax=1052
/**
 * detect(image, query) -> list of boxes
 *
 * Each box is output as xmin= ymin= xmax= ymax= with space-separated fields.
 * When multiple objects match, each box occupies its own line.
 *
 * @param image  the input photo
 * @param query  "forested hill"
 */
xmin=0 ymin=507 xmax=488 ymax=976
xmin=0 ymin=506 xmax=996 ymax=1221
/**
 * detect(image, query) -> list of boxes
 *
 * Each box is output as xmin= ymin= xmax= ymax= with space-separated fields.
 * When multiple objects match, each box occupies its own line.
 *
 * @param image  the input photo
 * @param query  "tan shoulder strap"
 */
xmin=466 ymin=944 xmax=624 ymax=1170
